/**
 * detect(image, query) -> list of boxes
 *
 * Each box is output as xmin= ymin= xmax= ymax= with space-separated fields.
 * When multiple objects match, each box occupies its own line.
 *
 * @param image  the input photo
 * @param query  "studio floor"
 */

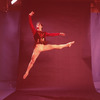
xmin=0 ymin=81 xmax=100 ymax=100
xmin=3 ymin=88 xmax=100 ymax=100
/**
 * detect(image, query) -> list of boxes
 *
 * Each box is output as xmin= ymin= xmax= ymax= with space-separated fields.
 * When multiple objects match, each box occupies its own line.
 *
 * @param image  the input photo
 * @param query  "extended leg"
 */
xmin=42 ymin=41 xmax=75 ymax=51
xmin=23 ymin=46 xmax=41 ymax=79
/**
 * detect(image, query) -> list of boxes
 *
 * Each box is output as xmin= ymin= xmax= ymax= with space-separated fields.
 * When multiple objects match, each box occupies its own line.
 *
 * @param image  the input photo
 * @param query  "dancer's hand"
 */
xmin=29 ymin=11 xmax=34 ymax=16
xmin=60 ymin=32 xmax=65 ymax=36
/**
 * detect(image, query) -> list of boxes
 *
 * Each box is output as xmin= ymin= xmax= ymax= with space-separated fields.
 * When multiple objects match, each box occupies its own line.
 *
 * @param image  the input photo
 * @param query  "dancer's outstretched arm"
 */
xmin=46 ymin=32 xmax=65 ymax=37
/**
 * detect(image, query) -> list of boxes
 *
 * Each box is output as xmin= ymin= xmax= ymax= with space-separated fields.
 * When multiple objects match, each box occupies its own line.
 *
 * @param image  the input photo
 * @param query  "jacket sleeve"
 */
xmin=29 ymin=15 xmax=36 ymax=35
xmin=45 ymin=32 xmax=60 ymax=36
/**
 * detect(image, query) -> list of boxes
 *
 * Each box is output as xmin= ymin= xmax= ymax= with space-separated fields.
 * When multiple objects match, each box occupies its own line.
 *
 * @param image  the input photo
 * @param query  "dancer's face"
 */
xmin=36 ymin=22 xmax=43 ymax=31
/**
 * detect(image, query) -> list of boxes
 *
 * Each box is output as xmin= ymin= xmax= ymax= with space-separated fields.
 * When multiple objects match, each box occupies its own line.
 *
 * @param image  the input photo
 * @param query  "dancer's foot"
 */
xmin=23 ymin=72 xmax=29 ymax=79
xmin=67 ymin=41 xmax=75 ymax=47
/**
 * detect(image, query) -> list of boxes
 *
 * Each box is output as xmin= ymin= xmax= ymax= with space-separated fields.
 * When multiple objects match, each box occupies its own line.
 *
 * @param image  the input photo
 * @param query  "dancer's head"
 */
xmin=36 ymin=22 xmax=43 ymax=31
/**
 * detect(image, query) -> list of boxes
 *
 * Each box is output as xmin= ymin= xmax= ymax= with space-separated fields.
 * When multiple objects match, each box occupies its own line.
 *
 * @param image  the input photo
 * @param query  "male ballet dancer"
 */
xmin=23 ymin=11 xmax=75 ymax=79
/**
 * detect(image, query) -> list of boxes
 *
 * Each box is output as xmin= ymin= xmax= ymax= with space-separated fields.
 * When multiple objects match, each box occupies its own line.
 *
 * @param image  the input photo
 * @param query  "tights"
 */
xmin=23 ymin=41 xmax=74 ymax=79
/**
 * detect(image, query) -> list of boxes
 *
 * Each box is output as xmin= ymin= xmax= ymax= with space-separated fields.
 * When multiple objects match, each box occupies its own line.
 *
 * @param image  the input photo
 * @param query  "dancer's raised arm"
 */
xmin=29 ymin=11 xmax=36 ymax=35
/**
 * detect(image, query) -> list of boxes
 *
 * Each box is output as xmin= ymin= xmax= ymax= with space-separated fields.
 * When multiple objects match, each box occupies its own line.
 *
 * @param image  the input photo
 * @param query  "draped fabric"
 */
xmin=91 ymin=13 xmax=100 ymax=92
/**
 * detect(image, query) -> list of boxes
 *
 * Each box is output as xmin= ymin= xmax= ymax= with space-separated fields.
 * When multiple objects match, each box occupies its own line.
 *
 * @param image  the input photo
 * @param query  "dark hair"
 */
xmin=36 ymin=22 xmax=43 ymax=26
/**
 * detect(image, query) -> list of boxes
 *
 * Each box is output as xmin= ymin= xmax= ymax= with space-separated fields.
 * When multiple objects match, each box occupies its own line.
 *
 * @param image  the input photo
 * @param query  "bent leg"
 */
xmin=23 ymin=46 xmax=41 ymax=79
xmin=42 ymin=41 xmax=75 ymax=52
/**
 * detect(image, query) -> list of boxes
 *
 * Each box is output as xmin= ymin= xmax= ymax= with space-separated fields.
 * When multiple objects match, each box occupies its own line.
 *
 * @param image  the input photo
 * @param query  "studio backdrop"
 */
xmin=17 ymin=0 xmax=95 ymax=92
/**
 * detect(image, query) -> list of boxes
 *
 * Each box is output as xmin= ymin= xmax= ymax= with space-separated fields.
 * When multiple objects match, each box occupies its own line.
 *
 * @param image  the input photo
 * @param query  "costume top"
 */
xmin=29 ymin=15 xmax=60 ymax=44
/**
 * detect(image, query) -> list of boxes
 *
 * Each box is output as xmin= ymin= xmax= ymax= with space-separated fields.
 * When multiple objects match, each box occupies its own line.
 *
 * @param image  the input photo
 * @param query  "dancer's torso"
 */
xmin=34 ymin=31 xmax=46 ymax=45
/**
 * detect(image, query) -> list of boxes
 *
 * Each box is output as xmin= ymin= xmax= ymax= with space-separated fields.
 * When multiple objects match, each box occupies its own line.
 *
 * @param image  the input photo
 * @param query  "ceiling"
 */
xmin=0 ymin=0 xmax=100 ymax=12
xmin=21 ymin=0 xmax=93 ymax=2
